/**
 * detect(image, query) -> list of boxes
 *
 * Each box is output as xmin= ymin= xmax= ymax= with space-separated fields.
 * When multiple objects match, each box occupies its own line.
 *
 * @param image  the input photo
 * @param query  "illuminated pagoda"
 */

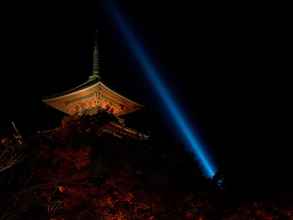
xmin=42 ymin=33 xmax=146 ymax=140
xmin=43 ymin=38 xmax=143 ymax=117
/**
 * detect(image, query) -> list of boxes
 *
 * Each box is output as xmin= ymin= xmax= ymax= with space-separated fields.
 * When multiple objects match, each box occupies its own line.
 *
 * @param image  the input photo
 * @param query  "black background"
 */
xmin=0 ymin=1 xmax=291 ymax=193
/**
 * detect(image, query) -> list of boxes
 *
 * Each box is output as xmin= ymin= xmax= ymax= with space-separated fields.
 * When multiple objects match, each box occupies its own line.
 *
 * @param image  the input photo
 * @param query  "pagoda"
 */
xmin=42 ymin=34 xmax=143 ymax=117
xmin=42 ymin=33 xmax=147 ymax=140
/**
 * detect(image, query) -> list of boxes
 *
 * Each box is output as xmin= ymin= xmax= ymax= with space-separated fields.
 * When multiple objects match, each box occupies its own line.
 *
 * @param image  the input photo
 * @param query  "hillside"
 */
xmin=0 ymin=111 xmax=292 ymax=219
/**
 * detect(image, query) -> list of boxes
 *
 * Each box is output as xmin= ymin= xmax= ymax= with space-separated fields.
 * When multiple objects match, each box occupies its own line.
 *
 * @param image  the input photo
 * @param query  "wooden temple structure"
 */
xmin=42 ymin=35 xmax=147 ymax=140
xmin=43 ymin=40 xmax=143 ymax=117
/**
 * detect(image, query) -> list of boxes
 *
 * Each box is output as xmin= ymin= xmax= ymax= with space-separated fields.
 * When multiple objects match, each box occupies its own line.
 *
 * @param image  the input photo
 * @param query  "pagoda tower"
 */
xmin=42 ymin=33 xmax=143 ymax=117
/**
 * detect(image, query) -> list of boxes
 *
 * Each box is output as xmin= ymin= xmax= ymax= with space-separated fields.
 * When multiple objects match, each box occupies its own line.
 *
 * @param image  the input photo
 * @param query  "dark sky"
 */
xmin=0 ymin=1 xmax=291 ymax=192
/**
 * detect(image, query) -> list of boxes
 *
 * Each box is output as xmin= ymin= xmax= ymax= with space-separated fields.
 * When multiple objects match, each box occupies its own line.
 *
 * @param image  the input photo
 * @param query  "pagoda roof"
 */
xmin=42 ymin=80 xmax=143 ymax=116
xmin=43 ymin=79 xmax=99 ymax=100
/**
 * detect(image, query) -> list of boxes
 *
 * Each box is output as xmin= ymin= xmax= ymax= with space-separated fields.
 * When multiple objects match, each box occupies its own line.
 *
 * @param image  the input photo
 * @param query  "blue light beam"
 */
xmin=104 ymin=1 xmax=217 ymax=178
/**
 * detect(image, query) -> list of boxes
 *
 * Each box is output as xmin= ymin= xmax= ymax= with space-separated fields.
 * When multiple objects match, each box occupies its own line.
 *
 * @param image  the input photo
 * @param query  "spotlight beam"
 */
xmin=104 ymin=1 xmax=217 ymax=178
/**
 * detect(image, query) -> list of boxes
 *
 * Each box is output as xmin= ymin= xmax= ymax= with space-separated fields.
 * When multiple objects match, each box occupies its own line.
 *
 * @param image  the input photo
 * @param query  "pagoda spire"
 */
xmin=89 ymin=30 xmax=101 ymax=81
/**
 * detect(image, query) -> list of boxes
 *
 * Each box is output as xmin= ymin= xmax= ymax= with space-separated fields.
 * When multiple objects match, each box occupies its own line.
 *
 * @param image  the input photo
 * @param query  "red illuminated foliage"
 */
xmin=1 ymin=113 xmax=292 ymax=219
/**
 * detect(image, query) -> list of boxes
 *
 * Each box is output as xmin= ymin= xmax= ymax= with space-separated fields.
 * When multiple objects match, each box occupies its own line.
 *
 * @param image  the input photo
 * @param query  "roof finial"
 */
xmin=89 ymin=30 xmax=101 ymax=81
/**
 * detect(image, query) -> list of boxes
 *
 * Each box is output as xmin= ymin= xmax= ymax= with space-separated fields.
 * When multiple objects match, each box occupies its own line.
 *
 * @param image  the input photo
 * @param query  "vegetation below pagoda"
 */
xmin=0 ymin=111 xmax=293 ymax=219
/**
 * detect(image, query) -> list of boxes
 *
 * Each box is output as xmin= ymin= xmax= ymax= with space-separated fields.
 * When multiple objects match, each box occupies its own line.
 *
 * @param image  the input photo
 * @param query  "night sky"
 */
xmin=0 ymin=1 xmax=291 ymax=193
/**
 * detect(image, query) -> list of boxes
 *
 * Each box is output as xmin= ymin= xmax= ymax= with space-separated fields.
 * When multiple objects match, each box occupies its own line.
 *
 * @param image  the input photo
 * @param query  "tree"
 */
xmin=0 ymin=138 xmax=26 ymax=173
